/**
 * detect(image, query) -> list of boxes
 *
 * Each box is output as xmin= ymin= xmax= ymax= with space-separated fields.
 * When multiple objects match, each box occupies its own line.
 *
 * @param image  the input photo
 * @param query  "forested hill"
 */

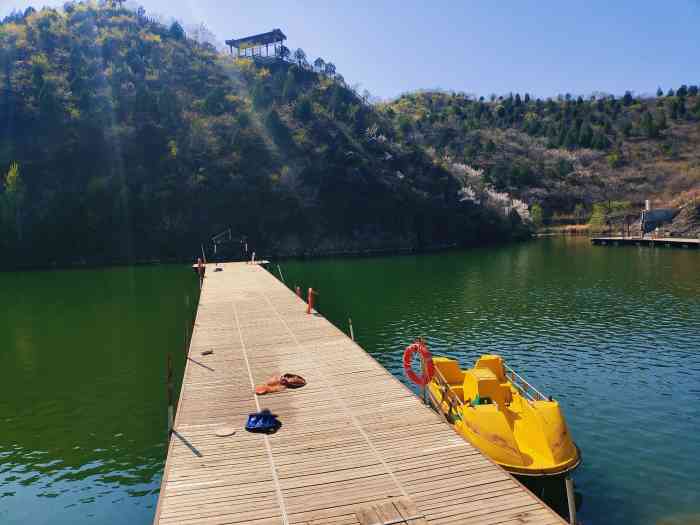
xmin=0 ymin=3 xmax=526 ymax=269
xmin=3 ymin=4 xmax=698 ymax=269
xmin=382 ymin=89 xmax=700 ymax=225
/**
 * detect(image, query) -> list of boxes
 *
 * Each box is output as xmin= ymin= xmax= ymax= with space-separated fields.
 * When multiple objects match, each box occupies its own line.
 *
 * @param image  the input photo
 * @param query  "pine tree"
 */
xmin=641 ymin=111 xmax=658 ymax=138
xmin=655 ymin=110 xmax=667 ymax=130
xmin=578 ymin=122 xmax=593 ymax=148
xmin=619 ymin=118 xmax=632 ymax=137
xmin=293 ymin=48 xmax=307 ymax=68
xmin=169 ymin=21 xmax=185 ymax=41
xmin=592 ymin=130 xmax=610 ymax=150
xmin=692 ymin=97 xmax=700 ymax=117
xmin=668 ymin=98 xmax=679 ymax=120
xmin=323 ymin=62 xmax=336 ymax=77
xmin=564 ymin=126 xmax=578 ymax=148
xmin=622 ymin=91 xmax=635 ymax=106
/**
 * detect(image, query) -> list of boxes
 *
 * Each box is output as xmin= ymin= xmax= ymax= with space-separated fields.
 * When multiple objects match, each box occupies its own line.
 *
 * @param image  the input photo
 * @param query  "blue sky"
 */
xmin=2 ymin=0 xmax=699 ymax=100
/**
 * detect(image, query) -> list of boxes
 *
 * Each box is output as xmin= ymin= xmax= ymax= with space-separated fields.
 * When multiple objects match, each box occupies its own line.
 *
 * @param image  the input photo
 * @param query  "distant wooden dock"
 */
xmin=154 ymin=262 xmax=565 ymax=525
xmin=591 ymin=236 xmax=700 ymax=249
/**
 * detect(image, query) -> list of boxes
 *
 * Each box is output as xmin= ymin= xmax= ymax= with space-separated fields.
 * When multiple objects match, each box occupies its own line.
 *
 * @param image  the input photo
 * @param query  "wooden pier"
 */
xmin=154 ymin=262 xmax=565 ymax=525
xmin=591 ymin=236 xmax=700 ymax=249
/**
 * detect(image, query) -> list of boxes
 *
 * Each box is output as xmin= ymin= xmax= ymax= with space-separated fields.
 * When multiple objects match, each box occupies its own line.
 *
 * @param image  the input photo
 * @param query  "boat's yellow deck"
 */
xmin=429 ymin=356 xmax=580 ymax=476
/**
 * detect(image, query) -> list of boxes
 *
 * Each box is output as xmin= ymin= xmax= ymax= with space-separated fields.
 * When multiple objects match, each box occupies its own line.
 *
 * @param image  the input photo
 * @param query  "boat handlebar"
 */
xmin=503 ymin=364 xmax=548 ymax=402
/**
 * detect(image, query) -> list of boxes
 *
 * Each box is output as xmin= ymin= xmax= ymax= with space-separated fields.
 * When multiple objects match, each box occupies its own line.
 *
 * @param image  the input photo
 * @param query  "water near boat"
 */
xmin=1 ymin=237 xmax=699 ymax=525
xmin=281 ymin=237 xmax=700 ymax=525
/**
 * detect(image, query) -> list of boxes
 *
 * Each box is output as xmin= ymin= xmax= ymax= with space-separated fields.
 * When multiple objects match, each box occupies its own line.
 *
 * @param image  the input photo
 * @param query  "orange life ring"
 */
xmin=403 ymin=340 xmax=435 ymax=386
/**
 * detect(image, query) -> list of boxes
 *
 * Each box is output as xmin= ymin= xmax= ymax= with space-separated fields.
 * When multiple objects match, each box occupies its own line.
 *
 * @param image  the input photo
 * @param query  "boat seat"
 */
xmin=432 ymin=357 xmax=465 ymax=385
xmin=474 ymin=355 xmax=506 ymax=382
xmin=464 ymin=369 xmax=512 ymax=407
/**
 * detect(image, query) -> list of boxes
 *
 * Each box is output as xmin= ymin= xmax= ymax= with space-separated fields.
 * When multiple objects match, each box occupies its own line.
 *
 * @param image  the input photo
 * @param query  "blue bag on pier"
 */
xmin=245 ymin=409 xmax=281 ymax=434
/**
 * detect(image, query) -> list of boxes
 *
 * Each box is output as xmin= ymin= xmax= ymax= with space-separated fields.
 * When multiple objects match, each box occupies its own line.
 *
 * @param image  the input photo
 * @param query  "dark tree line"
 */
xmin=387 ymin=86 xmax=700 ymax=154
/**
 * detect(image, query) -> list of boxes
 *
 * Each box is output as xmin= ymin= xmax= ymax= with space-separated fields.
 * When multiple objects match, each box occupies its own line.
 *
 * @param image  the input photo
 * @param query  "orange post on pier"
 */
xmin=306 ymin=287 xmax=316 ymax=314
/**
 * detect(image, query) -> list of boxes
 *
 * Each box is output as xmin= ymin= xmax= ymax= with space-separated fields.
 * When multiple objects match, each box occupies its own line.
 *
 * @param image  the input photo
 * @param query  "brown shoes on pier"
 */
xmin=255 ymin=373 xmax=306 ymax=395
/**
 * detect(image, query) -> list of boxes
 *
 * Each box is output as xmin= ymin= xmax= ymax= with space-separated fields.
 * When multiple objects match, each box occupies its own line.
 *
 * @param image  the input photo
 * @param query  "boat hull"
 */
xmin=427 ymin=389 xmax=580 ymax=477
xmin=425 ymin=355 xmax=581 ymax=477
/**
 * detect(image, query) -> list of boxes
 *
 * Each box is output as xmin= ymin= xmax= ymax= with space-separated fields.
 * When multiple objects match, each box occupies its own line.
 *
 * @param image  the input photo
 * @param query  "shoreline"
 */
xmin=1 ymin=237 xmax=534 ymax=273
xmin=536 ymin=224 xmax=591 ymax=236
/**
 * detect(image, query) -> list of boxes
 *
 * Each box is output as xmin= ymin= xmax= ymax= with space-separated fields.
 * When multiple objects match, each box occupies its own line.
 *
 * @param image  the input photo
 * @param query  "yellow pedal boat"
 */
xmin=426 ymin=354 xmax=580 ymax=477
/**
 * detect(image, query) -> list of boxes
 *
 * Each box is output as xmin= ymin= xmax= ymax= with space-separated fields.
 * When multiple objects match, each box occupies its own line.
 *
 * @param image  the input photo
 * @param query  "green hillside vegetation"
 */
xmin=383 ymin=88 xmax=700 ymax=224
xmin=2 ymin=2 xmax=698 ymax=269
xmin=0 ymin=3 xmax=526 ymax=268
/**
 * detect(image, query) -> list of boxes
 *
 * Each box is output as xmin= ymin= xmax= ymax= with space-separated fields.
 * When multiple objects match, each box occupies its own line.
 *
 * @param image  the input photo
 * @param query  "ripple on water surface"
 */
xmin=281 ymin=238 xmax=700 ymax=525
xmin=1 ymin=241 xmax=698 ymax=525
xmin=0 ymin=265 xmax=198 ymax=525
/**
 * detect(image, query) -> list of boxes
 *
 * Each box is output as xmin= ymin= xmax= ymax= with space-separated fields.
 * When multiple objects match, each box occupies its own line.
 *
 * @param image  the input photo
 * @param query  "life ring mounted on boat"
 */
xmin=403 ymin=339 xmax=435 ymax=386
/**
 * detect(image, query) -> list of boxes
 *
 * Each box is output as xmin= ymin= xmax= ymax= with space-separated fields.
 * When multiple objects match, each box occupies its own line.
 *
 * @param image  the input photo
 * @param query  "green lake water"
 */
xmin=0 ymin=266 xmax=199 ymax=525
xmin=1 ymin=238 xmax=699 ymax=524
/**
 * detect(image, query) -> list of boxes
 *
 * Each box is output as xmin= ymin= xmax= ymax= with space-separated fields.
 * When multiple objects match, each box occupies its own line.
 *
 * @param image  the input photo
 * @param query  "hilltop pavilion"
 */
xmin=225 ymin=29 xmax=287 ymax=58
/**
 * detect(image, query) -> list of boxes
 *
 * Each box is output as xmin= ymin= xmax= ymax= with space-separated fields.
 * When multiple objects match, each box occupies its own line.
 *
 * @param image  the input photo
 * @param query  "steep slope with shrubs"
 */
xmin=0 ymin=3 xmax=526 ymax=268
xmin=383 ymin=90 xmax=700 ymax=231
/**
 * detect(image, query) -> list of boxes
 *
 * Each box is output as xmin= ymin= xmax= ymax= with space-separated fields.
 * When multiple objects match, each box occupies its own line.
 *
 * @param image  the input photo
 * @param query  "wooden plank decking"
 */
xmin=154 ymin=262 xmax=565 ymax=525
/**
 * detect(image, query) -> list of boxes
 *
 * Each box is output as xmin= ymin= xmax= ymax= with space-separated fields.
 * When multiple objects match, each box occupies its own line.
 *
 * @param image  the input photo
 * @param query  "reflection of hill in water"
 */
xmin=0 ymin=265 xmax=198 ymax=521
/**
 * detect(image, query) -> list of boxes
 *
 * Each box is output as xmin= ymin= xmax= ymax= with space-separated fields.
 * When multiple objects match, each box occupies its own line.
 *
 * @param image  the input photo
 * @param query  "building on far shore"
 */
xmin=641 ymin=208 xmax=679 ymax=235
xmin=225 ymin=29 xmax=287 ymax=59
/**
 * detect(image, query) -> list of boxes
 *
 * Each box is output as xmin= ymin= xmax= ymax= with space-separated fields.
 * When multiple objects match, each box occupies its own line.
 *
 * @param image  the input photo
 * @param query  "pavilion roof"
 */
xmin=225 ymin=29 xmax=286 ymax=49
